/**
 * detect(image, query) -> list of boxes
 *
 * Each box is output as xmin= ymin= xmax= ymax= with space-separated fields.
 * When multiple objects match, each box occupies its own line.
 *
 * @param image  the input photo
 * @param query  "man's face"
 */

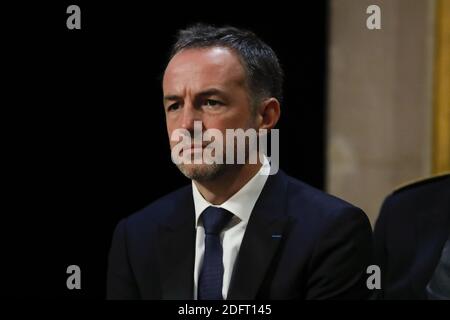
xmin=163 ymin=47 xmax=256 ymax=181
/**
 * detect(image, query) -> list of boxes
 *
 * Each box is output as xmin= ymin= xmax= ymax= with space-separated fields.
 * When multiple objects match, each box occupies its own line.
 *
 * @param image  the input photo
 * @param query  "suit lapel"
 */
xmin=227 ymin=171 xmax=290 ymax=300
xmin=158 ymin=187 xmax=196 ymax=299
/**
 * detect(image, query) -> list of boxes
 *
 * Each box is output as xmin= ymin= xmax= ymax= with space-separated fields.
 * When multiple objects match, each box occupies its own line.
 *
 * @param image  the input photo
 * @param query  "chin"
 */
xmin=177 ymin=163 xmax=227 ymax=182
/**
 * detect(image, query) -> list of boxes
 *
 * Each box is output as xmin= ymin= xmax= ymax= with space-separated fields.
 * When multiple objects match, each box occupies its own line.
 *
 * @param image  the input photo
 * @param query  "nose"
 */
xmin=181 ymin=101 xmax=202 ymax=132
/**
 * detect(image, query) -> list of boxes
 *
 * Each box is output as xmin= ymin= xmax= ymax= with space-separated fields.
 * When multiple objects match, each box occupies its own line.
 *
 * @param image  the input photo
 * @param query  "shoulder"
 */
xmin=391 ymin=173 xmax=450 ymax=197
xmin=277 ymin=173 xmax=372 ymax=259
xmin=284 ymin=173 xmax=364 ymax=215
xmin=382 ymin=173 xmax=450 ymax=211
xmin=120 ymin=184 xmax=192 ymax=232
xmin=281 ymin=172 xmax=369 ymax=229
xmin=377 ymin=173 xmax=450 ymax=223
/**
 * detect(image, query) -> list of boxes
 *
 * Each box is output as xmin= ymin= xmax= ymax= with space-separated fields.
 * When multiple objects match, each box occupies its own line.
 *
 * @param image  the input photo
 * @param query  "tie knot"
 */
xmin=201 ymin=206 xmax=233 ymax=235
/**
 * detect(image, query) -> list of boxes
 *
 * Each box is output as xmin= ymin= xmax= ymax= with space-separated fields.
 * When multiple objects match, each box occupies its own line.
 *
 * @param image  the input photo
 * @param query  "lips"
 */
xmin=178 ymin=144 xmax=206 ymax=156
xmin=173 ymin=141 xmax=211 ymax=157
xmin=189 ymin=143 xmax=209 ymax=150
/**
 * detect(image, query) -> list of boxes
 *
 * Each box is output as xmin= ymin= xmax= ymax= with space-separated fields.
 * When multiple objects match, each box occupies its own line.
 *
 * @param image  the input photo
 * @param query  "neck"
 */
xmin=194 ymin=162 xmax=262 ymax=205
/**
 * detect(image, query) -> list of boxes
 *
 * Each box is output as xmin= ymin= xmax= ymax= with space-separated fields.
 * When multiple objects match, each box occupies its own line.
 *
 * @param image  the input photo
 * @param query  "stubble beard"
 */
xmin=176 ymin=161 xmax=228 ymax=182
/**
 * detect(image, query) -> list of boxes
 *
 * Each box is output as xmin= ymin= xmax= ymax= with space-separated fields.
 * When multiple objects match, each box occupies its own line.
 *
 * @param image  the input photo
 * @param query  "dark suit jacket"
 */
xmin=107 ymin=170 xmax=374 ymax=299
xmin=374 ymin=174 xmax=450 ymax=299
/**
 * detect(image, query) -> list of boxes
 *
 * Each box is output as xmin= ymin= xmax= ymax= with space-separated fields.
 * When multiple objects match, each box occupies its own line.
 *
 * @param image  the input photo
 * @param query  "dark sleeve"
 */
xmin=373 ymin=198 xmax=389 ymax=300
xmin=106 ymin=218 xmax=140 ymax=299
xmin=306 ymin=207 xmax=375 ymax=299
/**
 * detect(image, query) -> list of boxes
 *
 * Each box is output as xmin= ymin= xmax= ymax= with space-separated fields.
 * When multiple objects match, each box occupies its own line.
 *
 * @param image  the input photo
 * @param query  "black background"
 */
xmin=2 ymin=1 xmax=328 ymax=298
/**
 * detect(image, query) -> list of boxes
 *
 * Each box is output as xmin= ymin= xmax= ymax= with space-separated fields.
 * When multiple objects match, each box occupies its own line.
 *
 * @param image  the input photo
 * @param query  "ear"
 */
xmin=257 ymin=98 xmax=281 ymax=130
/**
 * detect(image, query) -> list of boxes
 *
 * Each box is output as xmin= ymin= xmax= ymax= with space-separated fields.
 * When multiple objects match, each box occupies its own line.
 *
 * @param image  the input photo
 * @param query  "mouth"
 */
xmin=186 ymin=146 xmax=205 ymax=155
xmin=189 ymin=142 xmax=209 ymax=150
xmin=178 ymin=144 xmax=207 ymax=156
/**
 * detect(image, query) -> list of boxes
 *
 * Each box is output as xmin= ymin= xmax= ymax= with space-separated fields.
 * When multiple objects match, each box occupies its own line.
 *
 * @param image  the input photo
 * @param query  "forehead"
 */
xmin=163 ymin=47 xmax=246 ymax=92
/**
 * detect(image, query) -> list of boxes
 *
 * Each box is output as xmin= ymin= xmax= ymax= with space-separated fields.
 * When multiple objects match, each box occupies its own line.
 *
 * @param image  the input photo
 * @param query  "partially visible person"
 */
xmin=374 ymin=173 xmax=450 ymax=299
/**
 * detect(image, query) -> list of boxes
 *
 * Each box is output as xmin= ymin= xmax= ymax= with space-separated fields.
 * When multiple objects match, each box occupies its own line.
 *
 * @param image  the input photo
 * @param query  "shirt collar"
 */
xmin=192 ymin=156 xmax=270 ymax=227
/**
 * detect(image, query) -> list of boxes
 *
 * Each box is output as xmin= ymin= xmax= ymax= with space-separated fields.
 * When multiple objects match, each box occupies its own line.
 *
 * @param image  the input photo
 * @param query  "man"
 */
xmin=374 ymin=174 xmax=450 ymax=299
xmin=107 ymin=24 xmax=374 ymax=299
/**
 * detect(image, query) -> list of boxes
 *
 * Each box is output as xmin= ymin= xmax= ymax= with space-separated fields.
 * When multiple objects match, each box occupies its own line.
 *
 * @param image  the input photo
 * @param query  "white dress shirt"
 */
xmin=192 ymin=157 xmax=270 ymax=299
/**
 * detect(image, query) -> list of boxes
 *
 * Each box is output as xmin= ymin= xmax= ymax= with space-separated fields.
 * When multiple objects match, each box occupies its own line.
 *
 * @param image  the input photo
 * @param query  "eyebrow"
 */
xmin=163 ymin=95 xmax=180 ymax=102
xmin=163 ymin=88 xmax=227 ymax=102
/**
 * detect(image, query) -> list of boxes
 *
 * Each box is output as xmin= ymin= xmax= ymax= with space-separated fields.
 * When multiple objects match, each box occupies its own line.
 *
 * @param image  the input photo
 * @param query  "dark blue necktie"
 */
xmin=198 ymin=206 xmax=233 ymax=300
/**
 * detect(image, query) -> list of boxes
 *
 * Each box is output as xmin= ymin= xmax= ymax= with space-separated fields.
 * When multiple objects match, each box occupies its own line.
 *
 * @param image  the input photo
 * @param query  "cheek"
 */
xmin=165 ymin=123 xmax=172 ymax=138
xmin=166 ymin=123 xmax=176 ymax=145
xmin=219 ymin=111 xmax=252 ymax=129
xmin=166 ymin=116 xmax=178 ymax=134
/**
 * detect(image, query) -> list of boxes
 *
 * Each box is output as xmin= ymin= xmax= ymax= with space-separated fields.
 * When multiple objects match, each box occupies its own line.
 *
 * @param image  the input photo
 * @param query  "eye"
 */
xmin=167 ymin=102 xmax=180 ymax=112
xmin=204 ymin=99 xmax=222 ymax=107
